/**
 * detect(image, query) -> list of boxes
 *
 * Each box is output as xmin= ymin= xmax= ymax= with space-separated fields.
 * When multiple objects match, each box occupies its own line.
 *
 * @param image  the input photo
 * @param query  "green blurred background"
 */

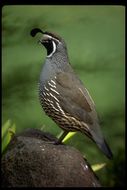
xmin=2 ymin=5 xmax=125 ymax=187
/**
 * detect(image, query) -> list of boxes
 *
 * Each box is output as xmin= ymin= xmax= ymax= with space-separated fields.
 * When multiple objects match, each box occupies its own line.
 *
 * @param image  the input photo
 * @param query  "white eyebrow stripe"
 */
xmin=43 ymin=34 xmax=61 ymax=43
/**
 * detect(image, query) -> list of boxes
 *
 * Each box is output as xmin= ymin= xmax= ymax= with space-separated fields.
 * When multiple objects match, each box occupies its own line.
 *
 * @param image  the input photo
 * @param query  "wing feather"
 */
xmin=55 ymin=72 xmax=97 ymax=125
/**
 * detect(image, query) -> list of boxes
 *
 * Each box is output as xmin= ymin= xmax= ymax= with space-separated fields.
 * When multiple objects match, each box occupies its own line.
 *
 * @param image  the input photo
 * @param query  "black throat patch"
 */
xmin=42 ymin=40 xmax=54 ymax=56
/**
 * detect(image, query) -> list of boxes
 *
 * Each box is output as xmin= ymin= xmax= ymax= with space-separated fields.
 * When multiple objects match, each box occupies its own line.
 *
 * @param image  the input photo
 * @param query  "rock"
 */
xmin=1 ymin=128 xmax=101 ymax=187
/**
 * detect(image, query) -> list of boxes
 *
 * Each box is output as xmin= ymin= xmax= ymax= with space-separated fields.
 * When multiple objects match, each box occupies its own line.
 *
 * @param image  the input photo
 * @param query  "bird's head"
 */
xmin=30 ymin=28 xmax=67 ymax=58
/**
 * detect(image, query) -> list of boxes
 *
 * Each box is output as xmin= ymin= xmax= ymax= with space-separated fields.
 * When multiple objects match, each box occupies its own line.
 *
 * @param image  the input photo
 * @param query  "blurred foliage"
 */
xmin=2 ymin=120 xmax=16 ymax=154
xmin=92 ymin=163 xmax=106 ymax=172
xmin=60 ymin=131 xmax=76 ymax=142
xmin=2 ymin=5 xmax=125 ymax=187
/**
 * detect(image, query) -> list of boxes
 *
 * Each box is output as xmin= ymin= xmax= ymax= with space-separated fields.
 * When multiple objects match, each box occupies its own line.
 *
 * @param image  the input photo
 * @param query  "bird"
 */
xmin=30 ymin=28 xmax=113 ymax=159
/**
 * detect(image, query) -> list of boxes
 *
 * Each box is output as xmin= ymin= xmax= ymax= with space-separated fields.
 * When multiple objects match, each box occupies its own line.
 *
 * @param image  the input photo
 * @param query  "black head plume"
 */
xmin=30 ymin=28 xmax=44 ymax=37
xmin=30 ymin=28 xmax=62 ymax=42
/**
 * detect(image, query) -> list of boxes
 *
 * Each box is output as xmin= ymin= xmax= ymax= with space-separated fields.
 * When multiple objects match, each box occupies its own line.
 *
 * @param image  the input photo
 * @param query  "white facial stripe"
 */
xmin=47 ymin=41 xmax=56 ymax=58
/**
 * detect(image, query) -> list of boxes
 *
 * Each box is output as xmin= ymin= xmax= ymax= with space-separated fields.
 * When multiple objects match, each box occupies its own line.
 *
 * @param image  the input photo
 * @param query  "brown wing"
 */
xmin=55 ymin=72 xmax=97 ymax=125
xmin=55 ymin=72 xmax=113 ymax=159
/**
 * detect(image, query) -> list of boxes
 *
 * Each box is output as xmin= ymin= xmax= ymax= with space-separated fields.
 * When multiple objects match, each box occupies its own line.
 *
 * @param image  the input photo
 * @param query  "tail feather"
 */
xmin=80 ymin=123 xmax=113 ymax=159
xmin=97 ymin=139 xmax=113 ymax=159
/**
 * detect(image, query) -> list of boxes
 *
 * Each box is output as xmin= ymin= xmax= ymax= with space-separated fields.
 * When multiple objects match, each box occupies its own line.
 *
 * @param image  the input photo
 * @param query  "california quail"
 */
xmin=30 ymin=28 xmax=113 ymax=159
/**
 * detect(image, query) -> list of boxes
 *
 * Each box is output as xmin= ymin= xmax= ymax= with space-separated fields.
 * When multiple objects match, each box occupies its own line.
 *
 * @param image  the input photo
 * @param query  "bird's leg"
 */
xmin=55 ymin=131 xmax=69 ymax=145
